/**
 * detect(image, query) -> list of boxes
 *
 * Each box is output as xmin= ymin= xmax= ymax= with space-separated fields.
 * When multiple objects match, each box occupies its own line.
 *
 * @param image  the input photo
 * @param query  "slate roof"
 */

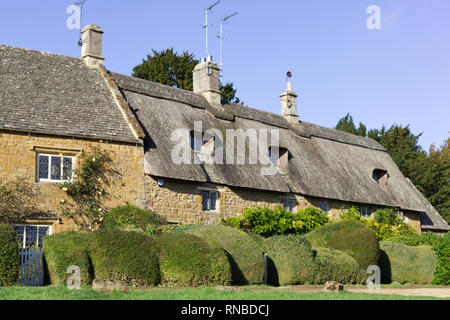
xmin=112 ymin=72 xmax=450 ymax=232
xmin=0 ymin=45 xmax=140 ymax=144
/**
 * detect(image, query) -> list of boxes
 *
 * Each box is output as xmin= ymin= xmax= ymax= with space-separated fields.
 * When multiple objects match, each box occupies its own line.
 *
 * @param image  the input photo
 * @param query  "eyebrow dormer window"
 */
xmin=373 ymin=169 xmax=388 ymax=192
xmin=269 ymin=146 xmax=290 ymax=174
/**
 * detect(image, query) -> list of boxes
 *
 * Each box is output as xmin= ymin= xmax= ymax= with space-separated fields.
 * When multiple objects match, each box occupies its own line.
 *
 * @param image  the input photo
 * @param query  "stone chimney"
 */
xmin=81 ymin=24 xmax=104 ymax=68
xmin=280 ymin=79 xmax=299 ymax=124
xmin=193 ymin=57 xmax=222 ymax=108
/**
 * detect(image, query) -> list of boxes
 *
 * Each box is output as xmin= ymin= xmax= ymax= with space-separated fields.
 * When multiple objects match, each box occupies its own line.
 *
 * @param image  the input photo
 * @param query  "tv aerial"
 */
xmin=203 ymin=0 xmax=221 ymax=61
xmin=74 ymin=0 xmax=87 ymax=46
xmin=218 ymin=12 xmax=239 ymax=80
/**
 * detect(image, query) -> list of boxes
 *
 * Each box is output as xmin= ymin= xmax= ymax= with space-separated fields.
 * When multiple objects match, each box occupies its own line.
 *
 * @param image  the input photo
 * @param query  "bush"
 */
xmin=378 ymin=241 xmax=437 ymax=284
xmin=373 ymin=208 xmax=402 ymax=226
xmin=157 ymin=233 xmax=231 ymax=287
xmin=0 ymin=224 xmax=19 ymax=286
xmin=102 ymin=205 xmax=165 ymax=236
xmin=88 ymin=230 xmax=160 ymax=287
xmin=305 ymin=220 xmax=379 ymax=269
xmin=224 ymin=206 xmax=329 ymax=237
xmin=389 ymin=233 xmax=450 ymax=285
xmin=262 ymin=235 xmax=316 ymax=286
xmin=312 ymin=247 xmax=366 ymax=285
xmin=172 ymin=225 xmax=264 ymax=285
xmin=43 ymin=232 xmax=93 ymax=286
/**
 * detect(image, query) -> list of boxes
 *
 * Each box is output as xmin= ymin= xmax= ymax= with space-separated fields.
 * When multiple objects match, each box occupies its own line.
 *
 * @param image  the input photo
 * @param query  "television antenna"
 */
xmin=74 ymin=0 xmax=87 ymax=46
xmin=203 ymin=0 xmax=221 ymax=60
xmin=218 ymin=12 xmax=238 ymax=80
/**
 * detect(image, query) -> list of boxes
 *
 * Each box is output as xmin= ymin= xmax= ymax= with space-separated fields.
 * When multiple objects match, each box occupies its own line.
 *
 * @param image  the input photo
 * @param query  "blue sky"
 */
xmin=1 ymin=0 xmax=449 ymax=151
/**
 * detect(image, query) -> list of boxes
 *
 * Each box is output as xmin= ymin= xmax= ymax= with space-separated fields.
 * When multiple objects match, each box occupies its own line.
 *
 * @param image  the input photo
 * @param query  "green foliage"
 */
xmin=172 ymin=225 xmax=264 ymax=285
xmin=224 ymin=206 xmax=329 ymax=237
xmin=305 ymin=220 xmax=379 ymax=269
xmin=157 ymin=233 xmax=231 ymax=287
xmin=335 ymin=113 xmax=367 ymax=137
xmin=378 ymin=241 xmax=437 ymax=284
xmin=262 ymin=235 xmax=316 ymax=286
xmin=60 ymin=147 xmax=114 ymax=231
xmin=132 ymin=48 xmax=242 ymax=104
xmin=373 ymin=208 xmax=401 ymax=226
xmin=339 ymin=206 xmax=362 ymax=222
xmin=88 ymin=230 xmax=160 ymax=287
xmin=102 ymin=205 xmax=165 ymax=236
xmin=312 ymin=247 xmax=366 ymax=285
xmin=0 ymin=224 xmax=19 ymax=286
xmin=43 ymin=232 xmax=93 ymax=286
xmin=389 ymin=233 xmax=450 ymax=285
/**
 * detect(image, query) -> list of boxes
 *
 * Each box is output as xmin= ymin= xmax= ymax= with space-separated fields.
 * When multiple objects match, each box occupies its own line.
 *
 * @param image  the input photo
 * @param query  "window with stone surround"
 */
xmin=37 ymin=153 xmax=75 ymax=182
xmin=202 ymin=191 xmax=218 ymax=212
xmin=360 ymin=206 xmax=371 ymax=218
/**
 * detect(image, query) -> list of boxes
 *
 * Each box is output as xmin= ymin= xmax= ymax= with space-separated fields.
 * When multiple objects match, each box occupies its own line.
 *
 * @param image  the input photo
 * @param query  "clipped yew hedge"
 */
xmin=157 ymin=233 xmax=231 ymax=287
xmin=305 ymin=220 xmax=380 ymax=269
xmin=379 ymin=241 xmax=437 ymax=284
xmin=43 ymin=231 xmax=93 ymax=286
xmin=262 ymin=235 xmax=316 ymax=286
xmin=0 ymin=224 xmax=19 ymax=286
xmin=172 ymin=225 xmax=264 ymax=285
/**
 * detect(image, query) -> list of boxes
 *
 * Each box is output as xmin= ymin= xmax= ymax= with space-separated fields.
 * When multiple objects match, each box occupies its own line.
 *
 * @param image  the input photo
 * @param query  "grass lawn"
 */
xmin=0 ymin=285 xmax=447 ymax=300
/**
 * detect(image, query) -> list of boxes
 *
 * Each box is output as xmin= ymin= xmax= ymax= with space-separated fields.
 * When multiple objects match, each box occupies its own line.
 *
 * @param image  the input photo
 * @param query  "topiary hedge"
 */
xmin=88 ymin=230 xmax=160 ymax=287
xmin=262 ymin=235 xmax=316 ymax=286
xmin=305 ymin=220 xmax=380 ymax=269
xmin=378 ymin=241 xmax=437 ymax=284
xmin=157 ymin=233 xmax=231 ymax=287
xmin=172 ymin=225 xmax=264 ymax=285
xmin=43 ymin=231 xmax=93 ymax=286
xmin=102 ymin=205 xmax=165 ymax=236
xmin=0 ymin=224 xmax=19 ymax=286
xmin=311 ymin=247 xmax=366 ymax=284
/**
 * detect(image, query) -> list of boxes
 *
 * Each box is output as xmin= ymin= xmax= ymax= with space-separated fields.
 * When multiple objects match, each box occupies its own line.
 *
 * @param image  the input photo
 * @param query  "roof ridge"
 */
xmin=0 ymin=44 xmax=82 ymax=61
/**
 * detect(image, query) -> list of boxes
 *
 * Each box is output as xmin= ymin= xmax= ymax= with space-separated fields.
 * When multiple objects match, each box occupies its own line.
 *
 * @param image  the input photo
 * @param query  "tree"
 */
xmin=133 ymin=48 xmax=242 ymax=104
xmin=335 ymin=113 xmax=367 ymax=137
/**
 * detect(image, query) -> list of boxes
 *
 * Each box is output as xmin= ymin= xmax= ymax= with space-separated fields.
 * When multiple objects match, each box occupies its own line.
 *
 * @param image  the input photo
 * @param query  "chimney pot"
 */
xmin=81 ymin=24 xmax=104 ymax=68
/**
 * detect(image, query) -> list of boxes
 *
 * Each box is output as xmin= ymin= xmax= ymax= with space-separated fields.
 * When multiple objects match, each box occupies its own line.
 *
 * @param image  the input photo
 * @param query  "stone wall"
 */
xmin=0 ymin=130 xmax=146 ymax=233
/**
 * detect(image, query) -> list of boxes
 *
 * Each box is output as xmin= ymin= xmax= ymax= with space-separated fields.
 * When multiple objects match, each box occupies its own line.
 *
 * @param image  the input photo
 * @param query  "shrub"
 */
xmin=102 ymin=205 xmax=165 ymax=236
xmin=224 ymin=206 xmax=329 ymax=237
xmin=389 ymin=233 xmax=450 ymax=285
xmin=88 ymin=230 xmax=160 ymax=287
xmin=43 ymin=232 xmax=93 ymax=286
xmin=373 ymin=208 xmax=402 ymax=226
xmin=378 ymin=241 xmax=437 ymax=284
xmin=305 ymin=220 xmax=379 ymax=269
xmin=172 ymin=225 xmax=264 ymax=285
xmin=339 ymin=206 xmax=362 ymax=222
xmin=157 ymin=233 xmax=231 ymax=287
xmin=311 ymin=247 xmax=366 ymax=285
xmin=262 ymin=235 xmax=316 ymax=286
xmin=0 ymin=224 xmax=19 ymax=286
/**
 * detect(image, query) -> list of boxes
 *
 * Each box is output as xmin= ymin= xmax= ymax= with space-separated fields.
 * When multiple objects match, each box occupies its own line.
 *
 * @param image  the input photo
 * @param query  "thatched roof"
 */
xmin=0 ymin=45 xmax=140 ymax=144
xmin=113 ymin=72 xmax=449 ymax=231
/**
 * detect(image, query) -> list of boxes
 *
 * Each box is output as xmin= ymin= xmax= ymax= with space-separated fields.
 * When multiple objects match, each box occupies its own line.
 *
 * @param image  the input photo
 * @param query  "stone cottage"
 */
xmin=0 ymin=25 xmax=448 ymax=246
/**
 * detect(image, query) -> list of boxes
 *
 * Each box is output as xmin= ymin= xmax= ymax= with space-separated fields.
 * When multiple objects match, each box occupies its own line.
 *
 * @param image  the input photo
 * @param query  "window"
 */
xmin=283 ymin=200 xmax=296 ymax=212
xmin=320 ymin=200 xmax=330 ymax=213
xmin=373 ymin=169 xmax=388 ymax=191
xmin=269 ymin=147 xmax=290 ymax=173
xmin=13 ymin=225 xmax=51 ymax=249
xmin=360 ymin=206 xmax=371 ymax=218
xmin=37 ymin=153 xmax=74 ymax=182
xmin=396 ymin=210 xmax=406 ymax=222
xmin=202 ymin=191 xmax=218 ymax=212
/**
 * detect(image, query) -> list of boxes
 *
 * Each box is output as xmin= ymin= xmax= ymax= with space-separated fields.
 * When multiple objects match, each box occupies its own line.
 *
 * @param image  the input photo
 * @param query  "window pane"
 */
xmin=284 ymin=200 xmax=295 ymax=212
xmin=25 ymin=226 xmax=37 ymax=248
xmin=210 ymin=192 xmax=217 ymax=211
xmin=38 ymin=155 xmax=49 ymax=179
xmin=63 ymin=157 xmax=73 ymax=181
xmin=37 ymin=226 xmax=50 ymax=248
xmin=320 ymin=201 xmax=330 ymax=212
xmin=202 ymin=191 xmax=210 ymax=211
xmin=51 ymin=156 xmax=61 ymax=180
xmin=13 ymin=225 xmax=25 ymax=247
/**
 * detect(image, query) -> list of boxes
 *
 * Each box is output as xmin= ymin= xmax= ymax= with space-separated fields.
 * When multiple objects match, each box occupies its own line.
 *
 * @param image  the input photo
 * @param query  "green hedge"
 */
xmin=305 ymin=220 xmax=380 ymax=269
xmin=43 ymin=232 xmax=93 ymax=286
xmin=157 ymin=233 xmax=231 ymax=287
xmin=389 ymin=233 xmax=450 ymax=285
xmin=88 ymin=230 xmax=160 ymax=287
xmin=172 ymin=225 xmax=264 ymax=285
xmin=262 ymin=235 xmax=316 ymax=286
xmin=379 ymin=241 xmax=437 ymax=284
xmin=102 ymin=205 xmax=165 ymax=236
xmin=311 ymin=247 xmax=366 ymax=284
xmin=0 ymin=224 xmax=19 ymax=286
